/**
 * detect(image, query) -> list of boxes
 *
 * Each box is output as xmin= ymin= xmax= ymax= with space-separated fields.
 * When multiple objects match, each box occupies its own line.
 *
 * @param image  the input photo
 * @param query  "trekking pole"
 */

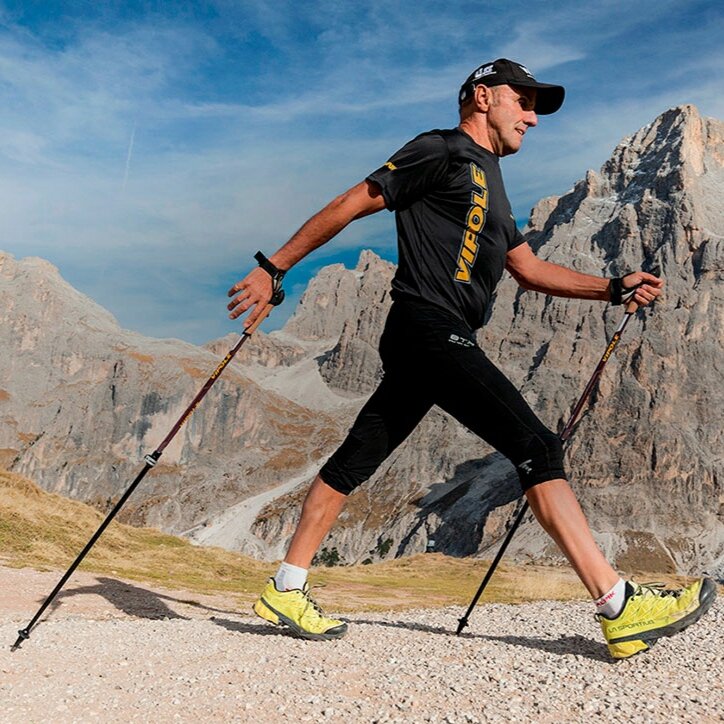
xmin=456 ymin=296 xmax=640 ymax=635
xmin=11 ymin=252 xmax=284 ymax=652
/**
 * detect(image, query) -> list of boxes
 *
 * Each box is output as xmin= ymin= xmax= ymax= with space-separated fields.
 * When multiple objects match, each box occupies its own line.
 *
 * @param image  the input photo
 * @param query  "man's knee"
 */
xmin=513 ymin=430 xmax=566 ymax=491
xmin=319 ymin=415 xmax=391 ymax=495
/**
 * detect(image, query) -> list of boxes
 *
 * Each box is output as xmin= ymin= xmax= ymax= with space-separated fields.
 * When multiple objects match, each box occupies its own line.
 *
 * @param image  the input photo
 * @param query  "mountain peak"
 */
xmin=527 ymin=104 xmax=723 ymax=261
xmin=601 ymin=104 xmax=722 ymax=199
xmin=282 ymin=250 xmax=394 ymax=344
xmin=355 ymin=249 xmax=388 ymax=273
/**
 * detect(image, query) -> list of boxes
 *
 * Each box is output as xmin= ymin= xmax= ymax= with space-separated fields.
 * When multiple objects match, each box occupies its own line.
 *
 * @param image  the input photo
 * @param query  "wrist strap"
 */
xmin=609 ymin=275 xmax=638 ymax=306
xmin=254 ymin=251 xmax=286 ymax=306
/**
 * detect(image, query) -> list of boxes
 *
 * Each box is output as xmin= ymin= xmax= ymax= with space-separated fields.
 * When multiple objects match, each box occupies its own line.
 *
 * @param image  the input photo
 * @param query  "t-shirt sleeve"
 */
xmin=366 ymin=133 xmax=449 ymax=211
xmin=509 ymin=225 xmax=526 ymax=251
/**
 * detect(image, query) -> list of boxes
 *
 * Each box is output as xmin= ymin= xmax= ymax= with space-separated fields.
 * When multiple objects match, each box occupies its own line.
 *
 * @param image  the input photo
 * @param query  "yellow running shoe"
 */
xmin=253 ymin=578 xmax=348 ymax=640
xmin=597 ymin=578 xmax=717 ymax=659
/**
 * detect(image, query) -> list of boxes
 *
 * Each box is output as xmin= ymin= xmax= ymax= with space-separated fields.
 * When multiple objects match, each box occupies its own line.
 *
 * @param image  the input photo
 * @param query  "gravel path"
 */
xmin=1 ymin=567 xmax=721 ymax=723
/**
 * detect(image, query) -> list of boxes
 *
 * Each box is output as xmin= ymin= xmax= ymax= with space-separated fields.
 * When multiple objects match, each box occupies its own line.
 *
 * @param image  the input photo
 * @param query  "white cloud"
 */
xmin=498 ymin=21 xmax=586 ymax=72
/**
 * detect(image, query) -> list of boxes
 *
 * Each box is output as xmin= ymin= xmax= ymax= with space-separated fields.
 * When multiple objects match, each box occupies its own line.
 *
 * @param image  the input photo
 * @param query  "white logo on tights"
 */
xmin=448 ymin=333 xmax=475 ymax=348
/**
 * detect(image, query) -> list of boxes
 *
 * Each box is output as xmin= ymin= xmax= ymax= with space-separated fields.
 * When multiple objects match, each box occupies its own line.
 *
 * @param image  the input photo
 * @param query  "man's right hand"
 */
xmin=227 ymin=265 xmax=274 ymax=329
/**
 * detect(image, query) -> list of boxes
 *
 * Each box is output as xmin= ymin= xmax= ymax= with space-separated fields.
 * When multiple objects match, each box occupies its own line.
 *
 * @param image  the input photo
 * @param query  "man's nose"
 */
xmin=525 ymin=110 xmax=538 ymax=127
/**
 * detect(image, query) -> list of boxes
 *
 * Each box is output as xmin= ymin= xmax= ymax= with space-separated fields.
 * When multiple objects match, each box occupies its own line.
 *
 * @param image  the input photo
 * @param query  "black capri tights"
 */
xmin=320 ymin=300 xmax=566 ymax=494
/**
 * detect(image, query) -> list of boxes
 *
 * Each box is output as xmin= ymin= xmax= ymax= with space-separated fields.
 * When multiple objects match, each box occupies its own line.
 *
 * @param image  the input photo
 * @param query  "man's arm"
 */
xmin=228 ymin=180 xmax=386 ymax=327
xmin=505 ymin=242 xmax=663 ymax=306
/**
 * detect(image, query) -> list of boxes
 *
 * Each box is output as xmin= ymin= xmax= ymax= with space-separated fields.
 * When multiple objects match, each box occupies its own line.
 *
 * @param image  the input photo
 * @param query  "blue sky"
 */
xmin=1 ymin=1 xmax=722 ymax=343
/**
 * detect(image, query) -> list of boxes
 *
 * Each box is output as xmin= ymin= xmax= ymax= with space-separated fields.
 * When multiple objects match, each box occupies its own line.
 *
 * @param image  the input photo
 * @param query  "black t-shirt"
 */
xmin=367 ymin=128 xmax=525 ymax=331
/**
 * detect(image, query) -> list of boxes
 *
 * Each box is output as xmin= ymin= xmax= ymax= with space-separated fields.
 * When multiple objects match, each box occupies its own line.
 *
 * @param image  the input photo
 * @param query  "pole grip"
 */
xmin=625 ymin=299 xmax=639 ymax=315
xmin=244 ymin=303 xmax=275 ymax=335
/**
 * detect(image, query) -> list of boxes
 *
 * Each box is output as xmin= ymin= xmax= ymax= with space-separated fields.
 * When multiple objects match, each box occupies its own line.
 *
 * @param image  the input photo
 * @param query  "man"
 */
xmin=228 ymin=59 xmax=716 ymax=659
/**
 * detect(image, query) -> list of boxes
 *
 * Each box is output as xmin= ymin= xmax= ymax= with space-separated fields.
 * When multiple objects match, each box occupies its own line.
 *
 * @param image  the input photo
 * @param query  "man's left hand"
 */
xmin=621 ymin=271 xmax=664 ymax=307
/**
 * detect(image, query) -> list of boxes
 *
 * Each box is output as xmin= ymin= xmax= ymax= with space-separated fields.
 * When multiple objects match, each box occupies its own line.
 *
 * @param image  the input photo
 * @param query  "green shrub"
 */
xmin=313 ymin=546 xmax=341 ymax=567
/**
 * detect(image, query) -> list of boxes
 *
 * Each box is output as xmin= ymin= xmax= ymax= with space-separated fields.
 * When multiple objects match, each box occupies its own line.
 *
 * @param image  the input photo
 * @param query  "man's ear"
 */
xmin=473 ymin=83 xmax=493 ymax=112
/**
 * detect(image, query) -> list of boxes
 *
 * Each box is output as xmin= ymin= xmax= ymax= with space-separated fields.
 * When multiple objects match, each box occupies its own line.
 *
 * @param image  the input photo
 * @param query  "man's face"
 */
xmin=485 ymin=85 xmax=538 ymax=156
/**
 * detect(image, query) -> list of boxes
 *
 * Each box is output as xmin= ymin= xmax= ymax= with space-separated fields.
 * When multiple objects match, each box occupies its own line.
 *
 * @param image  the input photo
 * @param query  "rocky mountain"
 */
xmin=1 ymin=105 xmax=721 ymax=576
xmin=478 ymin=104 xmax=724 ymax=574
xmin=0 ymin=255 xmax=343 ymax=543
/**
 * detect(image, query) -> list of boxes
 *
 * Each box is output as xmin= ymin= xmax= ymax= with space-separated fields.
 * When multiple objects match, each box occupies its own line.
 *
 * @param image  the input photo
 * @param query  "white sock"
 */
xmin=274 ymin=562 xmax=308 ymax=591
xmin=594 ymin=578 xmax=627 ymax=618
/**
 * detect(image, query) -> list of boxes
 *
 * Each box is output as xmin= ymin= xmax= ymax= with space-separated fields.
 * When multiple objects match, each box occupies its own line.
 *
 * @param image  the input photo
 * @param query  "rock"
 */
xmin=318 ymin=251 xmax=395 ymax=395
xmin=474 ymin=104 xmax=724 ymax=573
xmin=0 ymin=252 xmax=341 ymax=540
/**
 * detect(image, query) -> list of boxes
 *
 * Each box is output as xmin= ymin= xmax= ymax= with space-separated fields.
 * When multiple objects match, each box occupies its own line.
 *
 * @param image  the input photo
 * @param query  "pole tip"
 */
xmin=11 ymin=628 xmax=29 ymax=652
xmin=456 ymin=618 xmax=468 ymax=636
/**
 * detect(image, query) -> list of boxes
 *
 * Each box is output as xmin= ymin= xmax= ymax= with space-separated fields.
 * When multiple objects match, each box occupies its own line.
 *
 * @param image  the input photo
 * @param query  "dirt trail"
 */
xmin=1 ymin=566 xmax=721 ymax=723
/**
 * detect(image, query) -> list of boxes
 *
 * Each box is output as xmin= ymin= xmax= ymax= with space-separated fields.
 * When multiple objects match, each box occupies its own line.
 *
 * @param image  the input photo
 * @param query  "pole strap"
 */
xmin=254 ymin=251 xmax=286 ymax=306
xmin=609 ymin=275 xmax=640 ymax=306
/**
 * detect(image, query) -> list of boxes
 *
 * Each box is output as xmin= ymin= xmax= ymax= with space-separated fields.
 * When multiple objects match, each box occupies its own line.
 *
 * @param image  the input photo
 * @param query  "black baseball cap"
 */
xmin=458 ymin=58 xmax=565 ymax=115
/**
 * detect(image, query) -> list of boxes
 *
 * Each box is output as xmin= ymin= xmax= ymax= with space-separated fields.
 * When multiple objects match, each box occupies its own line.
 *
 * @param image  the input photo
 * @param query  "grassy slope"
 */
xmin=0 ymin=468 xmax=660 ymax=612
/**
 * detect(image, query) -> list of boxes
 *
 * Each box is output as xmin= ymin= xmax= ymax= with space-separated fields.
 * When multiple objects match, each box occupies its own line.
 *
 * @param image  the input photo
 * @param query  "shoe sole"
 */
xmin=255 ymin=597 xmax=348 ymax=641
xmin=608 ymin=638 xmax=653 ymax=659
xmin=610 ymin=578 xmax=717 ymax=649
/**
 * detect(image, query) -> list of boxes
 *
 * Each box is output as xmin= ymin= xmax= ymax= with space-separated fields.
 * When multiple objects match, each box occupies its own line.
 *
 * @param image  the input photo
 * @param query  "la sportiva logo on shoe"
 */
xmin=611 ymin=619 xmax=655 ymax=632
